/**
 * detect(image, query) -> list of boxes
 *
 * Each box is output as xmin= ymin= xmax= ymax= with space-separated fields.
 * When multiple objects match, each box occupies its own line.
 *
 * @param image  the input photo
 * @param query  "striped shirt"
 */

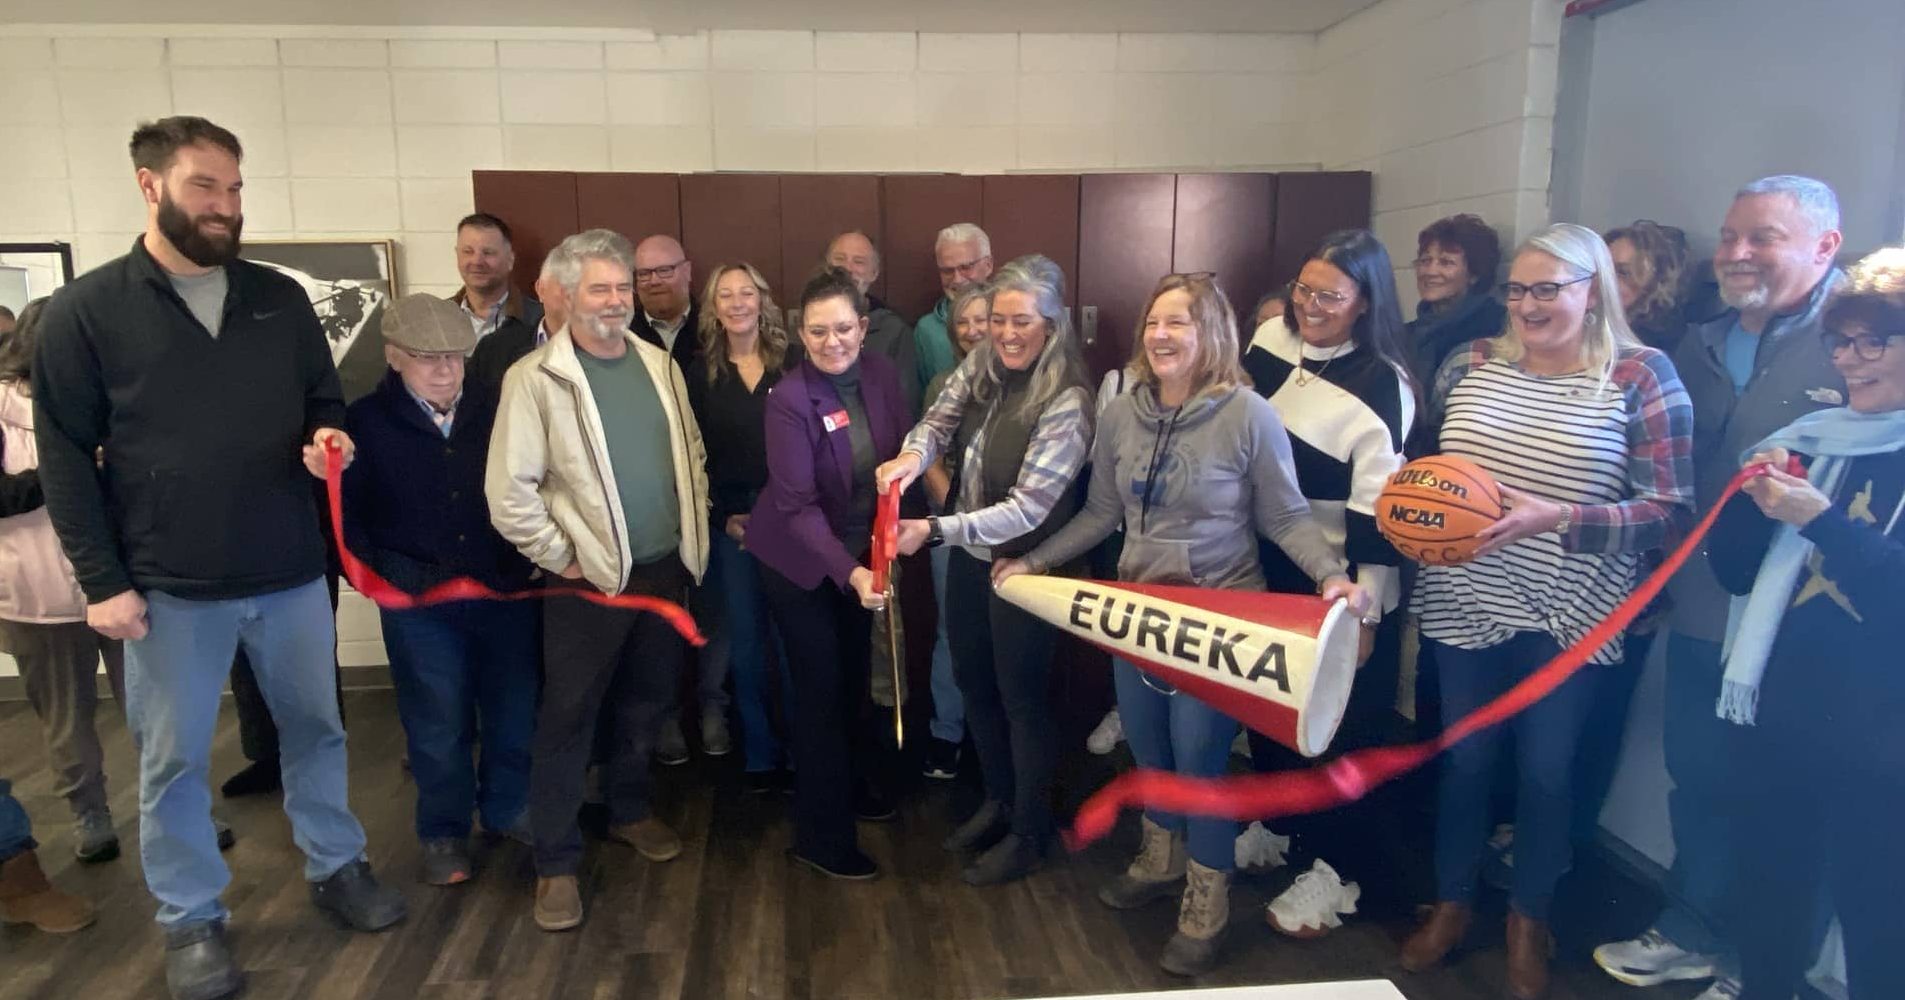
xmin=1243 ymin=318 xmax=1416 ymax=616
xmin=902 ymin=352 xmax=1092 ymax=559
xmin=1413 ymin=341 xmax=1695 ymax=663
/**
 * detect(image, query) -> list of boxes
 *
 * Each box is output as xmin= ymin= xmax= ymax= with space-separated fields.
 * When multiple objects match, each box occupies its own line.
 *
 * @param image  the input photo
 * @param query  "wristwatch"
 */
xmin=1553 ymin=503 xmax=1574 ymax=536
xmin=925 ymin=517 xmax=945 ymax=548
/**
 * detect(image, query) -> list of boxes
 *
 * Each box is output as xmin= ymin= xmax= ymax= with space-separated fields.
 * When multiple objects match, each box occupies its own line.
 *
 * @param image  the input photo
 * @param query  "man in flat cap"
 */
xmin=342 ymin=294 xmax=540 ymax=886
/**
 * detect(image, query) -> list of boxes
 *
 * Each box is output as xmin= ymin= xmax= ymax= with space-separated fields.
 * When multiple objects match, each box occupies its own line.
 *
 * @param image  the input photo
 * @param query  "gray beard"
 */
xmin=1719 ymin=282 xmax=1770 ymax=311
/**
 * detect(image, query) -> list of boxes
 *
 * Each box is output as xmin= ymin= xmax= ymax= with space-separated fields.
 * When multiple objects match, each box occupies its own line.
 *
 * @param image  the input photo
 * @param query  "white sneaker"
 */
xmin=1692 ymin=975 xmax=1741 ymax=1000
xmin=1230 ymin=729 xmax=1251 ymax=757
xmin=1266 ymin=859 xmax=1360 ymax=938
xmin=1234 ymin=821 xmax=1290 ymax=871
xmin=1086 ymin=710 xmax=1124 ymax=755
xmin=1593 ymin=928 xmax=1720 ymax=986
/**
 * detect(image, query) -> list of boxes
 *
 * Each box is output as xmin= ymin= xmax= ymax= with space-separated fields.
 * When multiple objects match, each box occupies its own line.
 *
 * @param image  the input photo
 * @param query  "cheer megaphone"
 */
xmin=993 ymin=576 xmax=1359 ymax=757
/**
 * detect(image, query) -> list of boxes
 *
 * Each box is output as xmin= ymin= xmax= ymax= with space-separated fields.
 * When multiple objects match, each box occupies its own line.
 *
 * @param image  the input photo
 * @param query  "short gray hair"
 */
xmin=1736 ymin=175 xmax=1841 ymax=237
xmin=827 ymin=229 xmax=882 ymax=270
xmin=538 ymin=243 xmax=572 ymax=284
xmin=548 ymin=228 xmax=635 ymax=295
xmin=935 ymin=222 xmax=991 ymax=259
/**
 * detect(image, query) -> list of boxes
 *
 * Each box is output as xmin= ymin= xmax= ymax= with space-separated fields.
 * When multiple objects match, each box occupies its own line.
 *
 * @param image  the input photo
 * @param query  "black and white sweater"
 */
xmin=1242 ymin=318 xmax=1416 ymax=616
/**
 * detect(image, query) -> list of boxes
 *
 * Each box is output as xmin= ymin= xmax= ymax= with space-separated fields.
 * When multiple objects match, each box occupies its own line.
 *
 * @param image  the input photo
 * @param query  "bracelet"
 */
xmin=1554 ymin=503 xmax=1574 ymax=536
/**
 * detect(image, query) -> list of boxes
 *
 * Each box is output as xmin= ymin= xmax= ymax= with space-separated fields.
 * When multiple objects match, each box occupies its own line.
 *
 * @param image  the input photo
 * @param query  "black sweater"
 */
xmin=32 ymin=238 xmax=345 ymax=602
xmin=342 ymin=370 xmax=532 ymax=593
xmin=683 ymin=356 xmax=785 ymax=528
xmin=1708 ymin=446 xmax=1905 ymax=774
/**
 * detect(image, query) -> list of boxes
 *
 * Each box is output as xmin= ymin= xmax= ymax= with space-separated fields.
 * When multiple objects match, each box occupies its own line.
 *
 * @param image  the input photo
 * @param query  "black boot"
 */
xmin=164 ymin=920 xmax=244 ymax=1000
xmin=219 ymin=759 xmax=281 ymax=799
xmin=941 ymin=800 xmax=1009 ymax=854
xmin=310 ymin=860 xmax=407 ymax=932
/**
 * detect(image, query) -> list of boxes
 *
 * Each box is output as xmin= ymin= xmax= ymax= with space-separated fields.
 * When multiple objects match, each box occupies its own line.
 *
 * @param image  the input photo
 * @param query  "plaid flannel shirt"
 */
xmin=902 ymin=352 xmax=1092 ymax=551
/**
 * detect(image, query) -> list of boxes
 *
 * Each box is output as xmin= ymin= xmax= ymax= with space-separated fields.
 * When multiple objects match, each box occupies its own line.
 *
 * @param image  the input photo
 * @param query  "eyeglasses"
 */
xmin=1821 ymin=331 xmax=1898 ymax=362
xmin=1290 ymin=280 xmax=1353 ymax=310
xmin=399 ymin=348 xmax=465 ymax=368
xmin=636 ymin=261 xmax=684 ymax=283
xmin=937 ymin=257 xmax=989 ymax=280
xmin=1500 ymin=275 xmax=1592 ymax=301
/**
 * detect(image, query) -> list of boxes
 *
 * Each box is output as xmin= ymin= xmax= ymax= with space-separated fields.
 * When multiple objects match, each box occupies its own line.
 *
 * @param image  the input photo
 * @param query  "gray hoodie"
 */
xmin=1025 ymin=382 xmax=1346 ymax=591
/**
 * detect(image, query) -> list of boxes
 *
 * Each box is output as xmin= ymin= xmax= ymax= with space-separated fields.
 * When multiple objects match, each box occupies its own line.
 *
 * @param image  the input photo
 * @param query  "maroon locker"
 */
xmin=679 ymin=174 xmax=782 ymax=310
xmin=1271 ymin=171 xmax=1374 ymax=287
xmin=1076 ymin=173 xmax=1177 ymax=377
xmin=880 ymin=175 xmax=984 ymax=322
xmin=471 ymin=170 xmax=578 ymax=296
xmin=1172 ymin=173 xmax=1279 ymax=327
xmin=979 ymin=174 xmax=1081 ymax=307
xmin=778 ymin=174 xmax=883 ymax=308
xmin=575 ymin=172 xmax=681 ymax=247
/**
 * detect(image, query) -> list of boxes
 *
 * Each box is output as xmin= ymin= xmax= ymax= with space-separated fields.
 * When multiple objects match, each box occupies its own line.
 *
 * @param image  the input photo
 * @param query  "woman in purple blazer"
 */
xmin=746 ymin=268 xmax=910 ymax=881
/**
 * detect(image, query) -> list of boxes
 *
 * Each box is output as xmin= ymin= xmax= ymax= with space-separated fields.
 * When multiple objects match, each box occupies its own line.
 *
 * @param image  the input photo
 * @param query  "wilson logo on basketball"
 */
xmin=1375 ymin=455 xmax=1505 ymax=566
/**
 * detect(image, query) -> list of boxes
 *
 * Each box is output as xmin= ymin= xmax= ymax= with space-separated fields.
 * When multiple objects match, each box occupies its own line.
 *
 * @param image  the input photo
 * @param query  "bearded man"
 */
xmin=32 ymin=116 xmax=405 ymax=1000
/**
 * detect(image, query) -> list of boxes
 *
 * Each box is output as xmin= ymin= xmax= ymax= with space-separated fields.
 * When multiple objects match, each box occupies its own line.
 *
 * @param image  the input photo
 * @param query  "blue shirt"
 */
xmin=1722 ymin=320 xmax=1758 ymax=392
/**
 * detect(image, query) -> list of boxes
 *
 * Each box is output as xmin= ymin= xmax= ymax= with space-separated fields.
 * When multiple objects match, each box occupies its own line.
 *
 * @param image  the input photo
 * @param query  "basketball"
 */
xmin=1376 ymin=455 xmax=1504 ymax=566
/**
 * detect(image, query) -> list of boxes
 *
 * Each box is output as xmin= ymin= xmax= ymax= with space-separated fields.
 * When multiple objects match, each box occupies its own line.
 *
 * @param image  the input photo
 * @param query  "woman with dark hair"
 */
xmin=685 ymin=262 xmax=794 ymax=793
xmin=1409 ymin=213 xmax=1507 ymax=383
xmin=994 ymin=273 xmax=1369 ymax=974
xmin=1711 ymin=246 xmax=1905 ymax=1000
xmin=745 ymin=268 xmax=911 ymax=880
xmin=877 ymin=268 xmax=1093 ymax=887
xmin=1240 ymin=229 xmax=1417 ymax=937
xmin=1605 ymin=220 xmax=1695 ymax=354
xmin=0 ymin=298 xmax=129 ymax=866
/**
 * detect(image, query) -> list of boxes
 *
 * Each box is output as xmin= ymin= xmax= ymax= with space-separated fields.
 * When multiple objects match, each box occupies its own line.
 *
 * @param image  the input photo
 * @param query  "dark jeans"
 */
xmin=1430 ymin=633 xmax=1599 ymax=921
xmin=231 ymin=567 xmax=342 ymax=761
xmin=529 ymin=562 xmax=688 ymax=876
xmin=760 ymin=563 xmax=873 ymax=866
xmin=1655 ymin=631 xmax=1753 ymax=955
xmin=1734 ymin=724 xmax=1904 ymax=1000
xmin=380 ymin=599 xmax=539 ymax=840
xmin=944 ymin=549 xmax=1059 ymax=840
xmin=710 ymin=532 xmax=792 ymax=772
xmin=0 ymin=777 xmax=33 ymax=862
xmin=1571 ymin=628 xmax=1654 ymax=846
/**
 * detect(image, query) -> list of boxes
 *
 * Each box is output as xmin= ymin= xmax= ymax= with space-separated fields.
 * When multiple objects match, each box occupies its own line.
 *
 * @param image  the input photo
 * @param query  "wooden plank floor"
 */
xmin=0 ymin=693 xmax=1701 ymax=1000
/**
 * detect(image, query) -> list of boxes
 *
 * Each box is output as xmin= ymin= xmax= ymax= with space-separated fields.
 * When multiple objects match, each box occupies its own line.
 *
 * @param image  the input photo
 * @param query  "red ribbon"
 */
xmin=1065 ymin=458 xmax=1797 ymax=850
xmin=322 ymin=443 xmax=704 ymax=646
xmin=870 ymin=487 xmax=901 ymax=592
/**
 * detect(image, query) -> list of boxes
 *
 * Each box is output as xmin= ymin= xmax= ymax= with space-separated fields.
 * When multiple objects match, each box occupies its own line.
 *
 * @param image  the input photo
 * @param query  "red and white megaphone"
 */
xmin=994 ymin=576 xmax=1360 ymax=757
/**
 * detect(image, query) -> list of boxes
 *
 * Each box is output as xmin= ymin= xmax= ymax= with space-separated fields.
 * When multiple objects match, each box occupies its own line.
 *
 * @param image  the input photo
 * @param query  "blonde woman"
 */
xmin=993 ymin=274 xmax=1369 ymax=976
xmin=684 ymin=262 xmax=794 ymax=792
xmin=1402 ymin=223 xmax=1696 ymax=999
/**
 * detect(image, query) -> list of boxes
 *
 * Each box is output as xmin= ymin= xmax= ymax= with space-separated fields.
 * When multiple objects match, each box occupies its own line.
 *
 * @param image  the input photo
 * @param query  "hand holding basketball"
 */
xmin=1375 ymin=455 xmax=1505 ymax=565
xmin=1473 ymin=486 xmax=1568 ymax=557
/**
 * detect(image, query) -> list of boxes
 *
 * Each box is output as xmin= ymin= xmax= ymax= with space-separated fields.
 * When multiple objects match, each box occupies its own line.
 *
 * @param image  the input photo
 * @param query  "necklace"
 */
xmin=1293 ymin=341 xmax=1350 ymax=387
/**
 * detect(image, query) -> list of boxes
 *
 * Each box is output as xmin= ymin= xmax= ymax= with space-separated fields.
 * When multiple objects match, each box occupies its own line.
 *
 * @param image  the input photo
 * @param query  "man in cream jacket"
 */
xmin=485 ymin=229 xmax=708 ymax=933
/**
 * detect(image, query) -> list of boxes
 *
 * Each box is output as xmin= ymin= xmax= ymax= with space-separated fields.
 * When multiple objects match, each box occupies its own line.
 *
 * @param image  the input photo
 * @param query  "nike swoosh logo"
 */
xmin=253 ymin=308 xmax=282 ymax=320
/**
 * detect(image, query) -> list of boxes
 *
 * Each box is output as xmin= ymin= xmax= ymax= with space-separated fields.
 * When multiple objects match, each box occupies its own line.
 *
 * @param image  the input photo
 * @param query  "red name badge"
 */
xmin=822 ymin=409 xmax=851 ymax=433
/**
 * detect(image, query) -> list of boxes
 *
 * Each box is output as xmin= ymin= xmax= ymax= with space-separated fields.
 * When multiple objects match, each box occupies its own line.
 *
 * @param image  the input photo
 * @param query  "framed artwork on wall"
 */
xmin=241 ymin=239 xmax=400 ymax=402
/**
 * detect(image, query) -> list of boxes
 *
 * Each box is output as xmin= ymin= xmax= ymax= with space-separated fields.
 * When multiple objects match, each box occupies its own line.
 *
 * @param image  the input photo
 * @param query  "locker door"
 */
xmin=1076 ymin=173 xmax=1176 ymax=377
xmin=980 ymin=174 xmax=1081 ymax=307
xmin=576 ymin=172 xmax=681 ymax=245
xmin=1271 ymin=171 xmax=1374 ymax=286
xmin=1172 ymin=173 xmax=1279 ymax=330
xmin=779 ymin=174 xmax=883 ymax=309
xmin=679 ymin=174 xmax=782 ymax=312
xmin=471 ymin=170 xmax=578 ymax=296
xmin=880 ymin=175 xmax=984 ymax=322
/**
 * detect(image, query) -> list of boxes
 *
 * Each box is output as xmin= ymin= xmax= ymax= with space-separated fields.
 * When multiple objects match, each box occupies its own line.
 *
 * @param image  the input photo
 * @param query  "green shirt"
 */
xmin=913 ymin=296 xmax=957 ymax=398
xmin=574 ymin=347 xmax=680 ymax=564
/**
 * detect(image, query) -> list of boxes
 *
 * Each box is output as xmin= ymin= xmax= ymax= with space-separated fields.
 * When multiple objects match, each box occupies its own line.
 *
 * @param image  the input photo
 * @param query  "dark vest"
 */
xmin=948 ymin=365 xmax=1084 ymax=559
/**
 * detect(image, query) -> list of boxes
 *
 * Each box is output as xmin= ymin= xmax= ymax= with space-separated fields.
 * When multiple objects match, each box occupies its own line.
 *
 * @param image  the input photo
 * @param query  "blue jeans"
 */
xmin=1431 ymin=633 xmax=1598 ymax=921
xmin=708 ymin=533 xmax=791 ymax=772
xmin=0 ymin=777 xmax=33 ymax=862
xmin=1113 ymin=659 xmax=1240 ymax=871
xmin=128 ymin=578 xmax=366 ymax=928
xmin=379 ymin=599 xmax=539 ymax=840
xmin=927 ymin=545 xmax=964 ymax=743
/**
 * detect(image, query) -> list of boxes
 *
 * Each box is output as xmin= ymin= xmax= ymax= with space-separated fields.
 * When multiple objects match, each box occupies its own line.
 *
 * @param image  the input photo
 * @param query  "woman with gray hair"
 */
xmin=876 ymin=268 xmax=1092 ymax=887
xmin=1401 ymin=223 xmax=1696 ymax=998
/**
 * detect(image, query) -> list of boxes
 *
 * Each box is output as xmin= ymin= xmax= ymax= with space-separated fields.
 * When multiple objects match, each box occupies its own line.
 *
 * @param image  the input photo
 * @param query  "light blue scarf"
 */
xmin=1719 ymin=406 xmax=1905 ymax=724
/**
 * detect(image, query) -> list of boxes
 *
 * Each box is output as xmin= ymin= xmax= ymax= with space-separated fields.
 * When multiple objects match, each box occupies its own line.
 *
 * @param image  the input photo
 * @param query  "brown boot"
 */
xmin=533 ymin=875 xmax=583 ymax=932
xmin=608 ymin=817 xmax=682 ymax=862
xmin=1158 ymin=860 xmax=1230 ymax=976
xmin=1399 ymin=902 xmax=1471 ymax=972
xmin=1505 ymin=910 xmax=1553 ymax=999
xmin=0 ymin=849 xmax=96 ymax=934
xmin=1097 ymin=816 xmax=1186 ymax=910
